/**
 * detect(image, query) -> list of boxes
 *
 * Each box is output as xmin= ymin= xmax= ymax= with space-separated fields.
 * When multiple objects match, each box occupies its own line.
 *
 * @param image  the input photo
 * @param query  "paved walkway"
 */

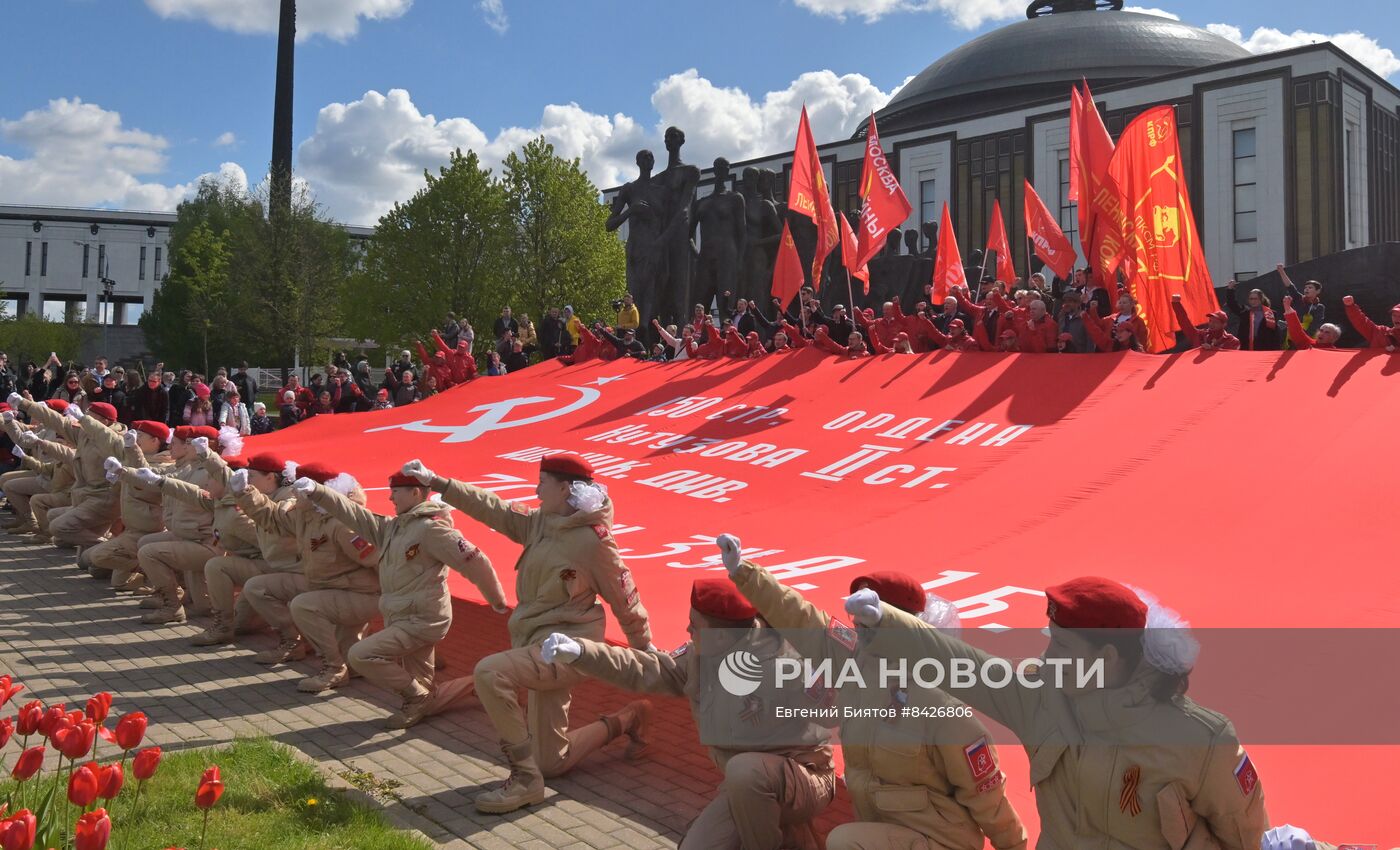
xmin=0 ymin=537 xmax=723 ymax=849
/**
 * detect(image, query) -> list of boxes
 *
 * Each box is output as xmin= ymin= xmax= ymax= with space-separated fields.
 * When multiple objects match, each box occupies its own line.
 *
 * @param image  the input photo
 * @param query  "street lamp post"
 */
xmin=99 ymin=277 xmax=115 ymax=357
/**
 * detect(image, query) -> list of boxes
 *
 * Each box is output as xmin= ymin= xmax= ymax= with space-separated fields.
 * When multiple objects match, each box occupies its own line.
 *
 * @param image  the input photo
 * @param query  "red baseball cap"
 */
xmin=850 ymin=571 xmax=926 ymax=615
xmin=1045 ymin=576 xmax=1147 ymax=630
xmin=691 ymin=578 xmax=756 ymax=622
xmin=541 ymin=454 xmax=593 ymax=480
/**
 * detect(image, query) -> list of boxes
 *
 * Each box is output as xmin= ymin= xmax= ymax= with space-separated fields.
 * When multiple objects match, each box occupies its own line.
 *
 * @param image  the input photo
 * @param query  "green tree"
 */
xmin=0 ymin=314 xmax=84 ymax=369
xmin=178 ymin=222 xmax=233 ymax=377
xmin=343 ymin=149 xmax=508 ymax=349
xmin=500 ymin=138 xmax=626 ymax=327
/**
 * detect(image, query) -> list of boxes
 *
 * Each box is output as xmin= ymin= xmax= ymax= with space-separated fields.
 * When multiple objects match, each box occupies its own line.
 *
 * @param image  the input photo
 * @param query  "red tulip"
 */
xmin=132 ymin=746 xmax=161 ymax=781
xmin=0 ymin=675 xmax=23 ymax=710
xmin=36 ymin=705 xmax=66 ymax=739
xmin=10 ymin=746 xmax=44 ymax=781
xmin=195 ymin=765 xmax=224 ymax=810
xmin=68 ymin=763 xmax=99 ymax=807
xmin=0 ymin=809 xmax=35 ymax=850
xmin=74 ymin=808 xmax=111 ymax=850
xmin=55 ymin=721 xmax=97 ymax=761
xmin=65 ymin=709 xmax=84 ymax=728
xmin=14 ymin=702 xmax=41 ymax=736
xmin=97 ymin=762 xmax=123 ymax=800
xmin=84 ymin=693 xmax=112 ymax=725
xmin=112 ymin=712 xmax=146 ymax=750
xmin=0 ymin=717 xmax=12 ymax=749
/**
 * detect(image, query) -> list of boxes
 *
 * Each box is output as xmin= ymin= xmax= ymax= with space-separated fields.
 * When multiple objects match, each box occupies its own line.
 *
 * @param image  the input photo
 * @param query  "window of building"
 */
xmin=1235 ymin=271 xmax=1257 ymax=281
xmin=97 ymin=244 xmax=106 ymax=279
xmin=0 ymin=299 xmax=18 ymax=319
xmin=24 ymin=242 xmax=32 ymax=277
xmin=42 ymin=298 xmax=80 ymax=323
xmin=919 ymin=178 xmax=937 ymax=249
xmin=139 ymin=246 xmax=147 ymax=281
xmin=1345 ymin=123 xmax=1363 ymax=246
xmin=40 ymin=242 xmax=48 ymax=277
xmin=82 ymin=244 xmax=90 ymax=279
xmin=120 ymin=300 xmax=145 ymax=326
xmin=833 ymin=160 xmax=862 ymax=218
xmin=1057 ymin=153 xmax=1077 ymax=249
xmin=154 ymin=246 xmax=163 ymax=280
xmin=1232 ymin=127 xmax=1258 ymax=243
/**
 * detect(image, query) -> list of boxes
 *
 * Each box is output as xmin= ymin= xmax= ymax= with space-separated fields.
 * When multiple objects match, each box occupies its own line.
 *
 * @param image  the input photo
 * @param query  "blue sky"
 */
xmin=2 ymin=0 xmax=1396 ymax=224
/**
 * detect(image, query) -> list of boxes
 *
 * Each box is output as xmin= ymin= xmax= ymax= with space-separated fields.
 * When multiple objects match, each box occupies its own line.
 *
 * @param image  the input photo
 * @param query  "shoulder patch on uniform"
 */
xmin=591 ymin=524 xmax=610 ymax=540
xmin=456 ymin=537 xmax=479 ymax=560
xmin=1233 ymin=752 xmax=1259 ymax=797
xmin=669 ymin=643 xmax=690 ymax=658
xmin=618 ymin=568 xmax=639 ymax=607
xmin=509 ymin=501 xmax=530 ymax=515
xmin=965 ymin=737 xmax=995 ymax=779
xmin=826 ymin=617 xmax=858 ymax=651
xmin=975 ymin=770 xmax=1004 ymax=794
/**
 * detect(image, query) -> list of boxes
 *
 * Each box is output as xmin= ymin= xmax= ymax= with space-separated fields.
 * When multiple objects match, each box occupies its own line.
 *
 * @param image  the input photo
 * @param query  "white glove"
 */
xmin=104 ymin=456 xmax=122 ymax=474
xmin=123 ymin=430 xmax=138 ymax=449
xmin=65 ymin=406 xmax=82 ymax=421
xmin=11 ymin=445 xmax=25 ymax=460
xmin=1261 ymin=825 xmax=1314 ymax=850
xmin=540 ymin=633 xmax=581 ymax=664
xmin=229 ymin=469 xmax=249 ymax=495
xmin=105 ymin=468 xmax=120 ymax=483
xmin=1 ymin=411 xmax=13 ymax=423
xmin=18 ymin=431 xmax=36 ymax=447
xmin=191 ymin=436 xmax=210 ymax=458
xmin=401 ymin=459 xmax=435 ymax=486
xmin=6 ymin=393 xmax=22 ymax=409
xmin=134 ymin=468 xmax=162 ymax=486
xmin=845 ymin=588 xmax=883 ymax=627
xmin=293 ymin=476 xmax=316 ymax=496
xmin=716 ymin=533 xmax=743 ymax=577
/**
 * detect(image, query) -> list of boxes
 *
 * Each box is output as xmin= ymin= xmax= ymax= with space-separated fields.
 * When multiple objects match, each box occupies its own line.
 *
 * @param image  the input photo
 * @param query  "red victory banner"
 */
xmin=1024 ymin=179 xmax=1076 ymax=280
xmin=1072 ymin=81 xmax=1130 ymax=283
xmin=787 ymin=105 xmax=840 ymax=285
xmin=931 ymin=201 xmax=966 ymax=299
xmin=770 ymin=221 xmax=805 ymax=307
xmin=1108 ymin=105 xmax=1218 ymax=352
xmin=986 ymin=198 xmax=1015 ymax=285
xmin=249 ymin=352 xmax=1399 ymax=844
xmin=838 ymin=212 xmax=870 ymax=295
xmin=854 ymin=113 xmax=912 ymax=271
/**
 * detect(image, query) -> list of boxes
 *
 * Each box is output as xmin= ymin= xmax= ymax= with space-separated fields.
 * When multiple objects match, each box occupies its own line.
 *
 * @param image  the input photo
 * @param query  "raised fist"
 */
xmin=1283 ymin=295 xmax=1293 ymax=309
xmin=1261 ymin=825 xmax=1314 ymax=850
xmin=845 ymin=588 xmax=883 ymax=627
xmin=229 ymin=469 xmax=249 ymax=494
xmin=103 ymin=457 xmax=122 ymax=474
xmin=134 ymin=468 xmax=162 ymax=486
xmin=293 ymin=477 xmax=316 ymax=496
xmin=11 ymin=445 xmax=25 ymax=460
xmin=1171 ymin=294 xmax=1182 ymax=303
xmin=1226 ymin=279 xmax=1237 ymax=290
xmin=191 ymin=437 xmax=210 ymax=458
xmin=715 ymin=534 xmax=743 ymax=577
xmin=6 ymin=393 xmax=22 ymax=409
xmin=123 ymin=430 xmax=138 ymax=449
xmin=65 ymin=406 xmax=82 ymax=421
xmin=1342 ymin=295 xmax=1355 ymax=306
xmin=540 ymin=632 xmax=581 ymax=665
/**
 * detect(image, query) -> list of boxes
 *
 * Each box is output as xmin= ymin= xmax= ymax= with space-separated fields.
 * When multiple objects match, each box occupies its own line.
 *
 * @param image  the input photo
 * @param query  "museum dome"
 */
xmin=868 ymin=1 xmax=1251 ymax=133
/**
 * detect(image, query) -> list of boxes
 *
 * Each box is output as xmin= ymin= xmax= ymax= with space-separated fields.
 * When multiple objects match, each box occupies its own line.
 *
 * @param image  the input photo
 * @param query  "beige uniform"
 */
xmin=26 ymin=403 xmax=124 ymax=546
xmin=28 ymin=440 xmax=77 ymax=537
xmin=866 ymin=604 xmax=1270 ymax=850
xmin=126 ymin=454 xmax=216 ymax=612
xmin=435 ymin=477 xmax=651 ymax=775
xmin=86 ymin=448 xmax=168 ymax=583
xmin=732 ymin=561 xmax=1026 ymax=850
xmin=307 ymin=485 xmax=506 ymax=699
xmin=200 ymin=454 xmax=285 ymax=629
xmin=6 ymin=451 xmax=57 ymax=529
xmin=238 ymin=486 xmax=380 ymax=666
xmin=572 ymin=630 xmax=837 ymax=850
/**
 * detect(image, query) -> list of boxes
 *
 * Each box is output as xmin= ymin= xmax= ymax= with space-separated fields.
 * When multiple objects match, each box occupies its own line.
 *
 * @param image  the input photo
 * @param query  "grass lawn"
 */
xmin=7 ymin=738 xmax=432 ymax=850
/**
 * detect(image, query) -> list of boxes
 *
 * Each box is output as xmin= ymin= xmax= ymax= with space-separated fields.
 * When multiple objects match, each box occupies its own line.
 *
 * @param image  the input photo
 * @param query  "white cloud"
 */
xmin=213 ymin=131 xmax=237 ymax=147
xmin=478 ymin=0 xmax=508 ymax=34
xmin=1125 ymin=7 xmax=1180 ymax=20
xmin=1206 ymin=24 xmax=1400 ymax=78
xmin=295 ymin=70 xmax=897 ymax=224
xmin=143 ymin=0 xmax=411 ymax=41
xmin=0 ymin=97 xmax=246 ymax=211
xmin=792 ymin=0 xmax=1024 ymax=30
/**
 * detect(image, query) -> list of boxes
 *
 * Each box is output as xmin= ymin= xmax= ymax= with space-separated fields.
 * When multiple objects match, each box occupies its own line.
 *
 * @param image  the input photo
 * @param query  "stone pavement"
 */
xmin=0 ymin=536 xmax=852 ymax=849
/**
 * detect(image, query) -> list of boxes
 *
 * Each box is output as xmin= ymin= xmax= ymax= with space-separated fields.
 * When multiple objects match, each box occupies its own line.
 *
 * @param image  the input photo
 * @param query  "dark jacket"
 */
xmin=539 ymin=316 xmax=567 ymax=356
xmin=598 ymin=328 xmax=646 ymax=359
xmin=279 ymin=403 xmax=303 ymax=430
xmin=250 ymin=413 xmax=275 ymax=435
xmin=504 ymin=350 xmax=530 ymax=372
xmin=232 ymin=371 xmax=258 ymax=411
xmin=1225 ymin=287 xmax=1281 ymax=351
xmin=493 ymin=316 xmax=519 ymax=340
xmin=129 ymin=383 xmax=168 ymax=424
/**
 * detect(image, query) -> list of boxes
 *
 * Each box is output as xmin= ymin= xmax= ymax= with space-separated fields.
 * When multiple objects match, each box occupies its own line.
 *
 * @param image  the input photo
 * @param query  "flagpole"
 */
xmin=845 ymin=267 xmax=855 ymax=315
xmin=975 ymin=250 xmax=989 ymax=302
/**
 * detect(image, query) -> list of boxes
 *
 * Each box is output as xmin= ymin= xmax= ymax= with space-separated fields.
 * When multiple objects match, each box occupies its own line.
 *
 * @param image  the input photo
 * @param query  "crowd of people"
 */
xmin=0 ymin=403 xmax=1339 ymax=848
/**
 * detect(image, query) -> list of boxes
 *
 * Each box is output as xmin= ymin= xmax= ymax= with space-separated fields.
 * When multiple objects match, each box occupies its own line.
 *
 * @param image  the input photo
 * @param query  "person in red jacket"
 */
xmin=940 ymin=319 xmax=982 ymax=352
xmin=564 ymin=324 xmax=608 ymax=365
xmin=778 ymin=319 xmax=807 ymax=348
xmin=814 ymin=326 xmax=888 ymax=358
xmin=693 ymin=323 xmax=727 ymax=360
xmin=1170 ymin=295 xmax=1240 ymax=351
xmin=414 ymin=341 xmax=456 ymax=390
xmin=1016 ymin=300 xmax=1059 ymax=352
xmin=1283 ymin=296 xmax=1341 ymax=349
xmin=431 ymin=329 xmax=478 ymax=382
xmin=743 ymin=331 xmax=766 ymax=358
xmin=864 ymin=302 xmax=904 ymax=350
xmin=722 ymin=327 xmax=749 ymax=359
xmin=1342 ymin=295 xmax=1400 ymax=351
xmin=1084 ymin=310 xmax=1144 ymax=352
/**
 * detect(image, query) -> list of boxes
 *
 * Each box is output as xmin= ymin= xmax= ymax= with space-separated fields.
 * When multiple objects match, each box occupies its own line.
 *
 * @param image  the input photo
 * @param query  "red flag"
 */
xmin=770 ymin=221 xmax=805 ymax=308
xmin=838 ymin=213 xmax=870 ymax=294
xmin=985 ymin=198 xmax=1015 ymax=285
xmin=931 ymin=202 xmax=966 ymax=300
xmin=787 ymin=106 xmax=840 ymax=285
xmin=1073 ymin=81 xmax=1129 ymax=282
xmin=1024 ymin=179 xmax=1077 ymax=280
xmin=1107 ymin=105 xmax=1218 ymax=353
xmin=854 ymin=113 xmax=912 ymax=271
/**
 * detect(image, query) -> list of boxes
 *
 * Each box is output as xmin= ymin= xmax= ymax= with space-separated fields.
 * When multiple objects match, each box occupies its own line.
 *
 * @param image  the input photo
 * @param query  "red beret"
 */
xmin=541 ymin=454 xmax=593 ymax=480
xmin=87 ymin=402 xmax=118 ymax=422
xmin=850 ymin=571 xmax=926 ymax=615
xmin=0 ymin=403 xmax=9 ymax=413
xmin=690 ymin=578 xmax=757 ymax=622
xmin=246 ymin=452 xmax=285 ymax=475
xmin=173 ymin=425 xmax=219 ymax=443
xmin=225 ymin=456 xmax=248 ymax=470
xmin=389 ymin=473 xmax=425 ymax=488
xmin=45 ymin=399 xmax=70 ymax=413
xmin=297 ymin=461 xmax=338 ymax=484
xmin=1045 ymin=576 xmax=1146 ymax=630
xmin=132 ymin=420 xmax=171 ymax=443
